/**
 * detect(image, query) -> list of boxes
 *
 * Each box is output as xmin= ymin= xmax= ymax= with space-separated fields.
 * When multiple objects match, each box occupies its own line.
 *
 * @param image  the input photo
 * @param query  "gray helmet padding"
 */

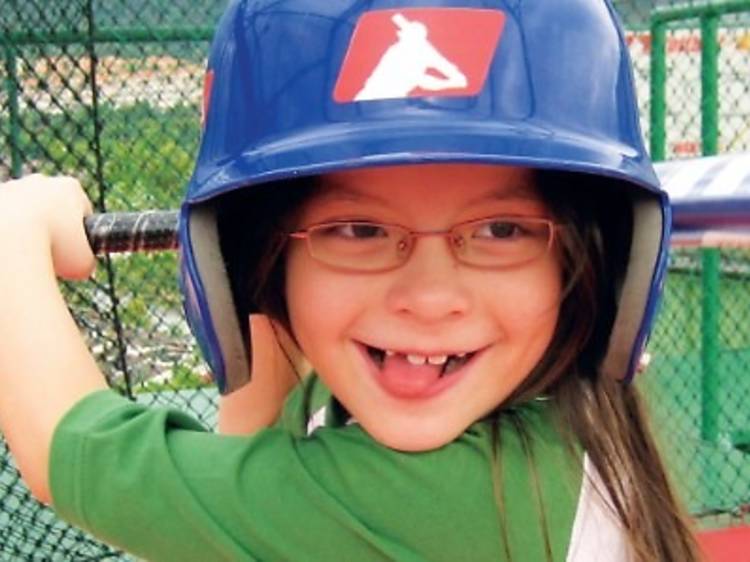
xmin=601 ymin=194 xmax=664 ymax=379
xmin=189 ymin=206 xmax=251 ymax=392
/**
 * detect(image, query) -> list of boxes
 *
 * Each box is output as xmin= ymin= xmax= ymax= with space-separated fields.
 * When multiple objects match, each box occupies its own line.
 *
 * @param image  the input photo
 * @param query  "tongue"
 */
xmin=377 ymin=354 xmax=443 ymax=399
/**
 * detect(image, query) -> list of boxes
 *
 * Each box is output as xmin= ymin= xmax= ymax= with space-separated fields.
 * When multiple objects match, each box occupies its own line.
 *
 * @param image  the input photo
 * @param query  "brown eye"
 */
xmin=320 ymin=222 xmax=388 ymax=239
xmin=473 ymin=219 xmax=524 ymax=240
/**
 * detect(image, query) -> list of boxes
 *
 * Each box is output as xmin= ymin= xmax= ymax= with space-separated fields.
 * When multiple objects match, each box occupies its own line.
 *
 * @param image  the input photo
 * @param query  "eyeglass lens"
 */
xmin=304 ymin=218 xmax=552 ymax=271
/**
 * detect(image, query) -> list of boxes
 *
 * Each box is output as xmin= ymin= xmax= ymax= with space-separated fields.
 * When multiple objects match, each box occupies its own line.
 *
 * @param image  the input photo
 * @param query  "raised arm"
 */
xmin=0 ymin=175 xmax=107 ymax=504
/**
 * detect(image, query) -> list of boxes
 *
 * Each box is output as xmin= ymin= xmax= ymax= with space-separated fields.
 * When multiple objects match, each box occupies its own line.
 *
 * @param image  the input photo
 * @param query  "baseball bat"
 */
xmin=84 ymin=210 xmax=179 ymax=255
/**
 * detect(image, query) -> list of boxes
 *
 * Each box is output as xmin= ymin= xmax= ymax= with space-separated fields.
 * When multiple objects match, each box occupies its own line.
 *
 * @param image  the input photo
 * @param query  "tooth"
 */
xmin=385 ymin=350 xmax=395 ymax=357
xmin=406 ymin=354 xmax=427 ymax=365
xmin=428 ymin=355 xmax=448 ymax=365
xmin=457 ymin=352 xmax=467 ymax=358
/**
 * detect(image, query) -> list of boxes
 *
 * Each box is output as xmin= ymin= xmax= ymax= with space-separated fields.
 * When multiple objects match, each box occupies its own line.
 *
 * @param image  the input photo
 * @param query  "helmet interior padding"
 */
xmin=602 ymin=194 xmax=664 ymax=379
xmin=189 ymin=206 xmax=251 ymax=392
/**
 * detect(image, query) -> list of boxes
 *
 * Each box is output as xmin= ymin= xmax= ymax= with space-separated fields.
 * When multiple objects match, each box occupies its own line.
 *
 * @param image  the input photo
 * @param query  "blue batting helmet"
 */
xmin=179 ymin=0 xmax=669 ymax=394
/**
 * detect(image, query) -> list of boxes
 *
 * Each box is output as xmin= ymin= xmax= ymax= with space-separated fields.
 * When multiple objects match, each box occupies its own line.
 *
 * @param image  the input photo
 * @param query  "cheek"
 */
xmin=489 ymin=261 xmax=562 ymax=316
xmin=482 ymin=260 xmax=563 ymax=337
xmin=285 ymin=245 xmax=368 ymax=355
xmin=285 ymin=245 xmax=325 ymax=353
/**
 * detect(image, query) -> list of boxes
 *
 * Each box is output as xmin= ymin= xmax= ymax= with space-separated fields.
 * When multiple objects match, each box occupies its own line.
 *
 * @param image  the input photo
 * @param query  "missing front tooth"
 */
xmin=366 ymin=345 xmax=386 ymax=368
xmin=441 ymin=352 xmax=474 ymax=376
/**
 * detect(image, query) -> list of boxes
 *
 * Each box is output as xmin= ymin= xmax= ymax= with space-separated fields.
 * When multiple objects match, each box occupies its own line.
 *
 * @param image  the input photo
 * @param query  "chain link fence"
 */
xmin=1 ymin=1 xmax=749 ymax=559
xmin=643 ymin=248 xmax=750 ymax=530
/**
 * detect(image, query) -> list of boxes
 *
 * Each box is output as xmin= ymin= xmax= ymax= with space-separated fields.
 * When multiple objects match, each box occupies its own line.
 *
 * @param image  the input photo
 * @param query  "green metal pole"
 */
xmin=2 ymin=26 xmax=214 ymax=47
xmin=700 ymin=247 xmax=721 ymax=511
xmin=3 ymin=45 xmax=22 ymax=178
xmin=699 ymin=13 xmax=722 ymax=512
xmin=701 ymin=248 xmax=721 ymax=443
xmin=652 ymin=0 xmax=750 ymax=24
xmin=650 ymin=21 xmax=667 ymax=161
xmin=701 ymin=14 xmax=720 ymax=156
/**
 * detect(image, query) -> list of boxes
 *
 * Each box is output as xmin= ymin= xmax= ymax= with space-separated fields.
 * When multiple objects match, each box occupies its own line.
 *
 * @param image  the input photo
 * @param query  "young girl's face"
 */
xmin=285 ymin=164 xmax=562 ymax=451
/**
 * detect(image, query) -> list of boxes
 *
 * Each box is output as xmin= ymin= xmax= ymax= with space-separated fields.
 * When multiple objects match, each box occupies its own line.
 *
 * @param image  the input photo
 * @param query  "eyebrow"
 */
xmin=318 ymin=183 xmax=540 ymax=205
xmin=467 ymin=184 xmax=542 ymax=205
xmin=314 ymin=185 xmax=391 ymax=205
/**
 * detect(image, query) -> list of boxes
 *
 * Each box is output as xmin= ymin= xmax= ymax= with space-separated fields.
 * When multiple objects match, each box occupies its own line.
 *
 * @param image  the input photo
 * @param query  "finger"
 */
xmin=49 ymin=177 xmax=97 ymax=280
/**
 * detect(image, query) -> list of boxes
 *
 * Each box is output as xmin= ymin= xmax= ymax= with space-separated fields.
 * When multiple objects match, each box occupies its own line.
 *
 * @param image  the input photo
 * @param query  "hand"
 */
xmin=249 ymin=314 xmax=308 ymax=384
xmin=0 ymin=174 xmax=95 ymax=280
xmin=218 ymin=314 xmax=309 ymax=434
xmin=0 ymin=175 xmax=106 ymax=504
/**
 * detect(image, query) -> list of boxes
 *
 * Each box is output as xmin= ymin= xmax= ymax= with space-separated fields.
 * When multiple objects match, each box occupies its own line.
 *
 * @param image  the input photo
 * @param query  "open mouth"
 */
xmin=364 ymin=345 xmax=477 ymax=377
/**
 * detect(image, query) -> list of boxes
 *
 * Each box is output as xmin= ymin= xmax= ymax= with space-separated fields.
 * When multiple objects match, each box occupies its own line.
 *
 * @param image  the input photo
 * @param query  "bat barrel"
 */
xmin=84 ymin=211 xmax=180 ymax=255
xmin=392 ymin=13 xmax=410 ymax=29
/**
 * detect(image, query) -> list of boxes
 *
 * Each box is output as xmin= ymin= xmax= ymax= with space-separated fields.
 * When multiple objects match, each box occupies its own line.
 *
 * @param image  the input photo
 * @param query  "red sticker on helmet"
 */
xmin=202 ymin=70 xmax=214 ymax=127
xmin=334 ymin=8 xmax=505 ymax=103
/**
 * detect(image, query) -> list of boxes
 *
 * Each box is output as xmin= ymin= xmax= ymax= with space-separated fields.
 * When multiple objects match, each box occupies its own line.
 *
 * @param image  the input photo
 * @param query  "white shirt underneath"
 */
xmin=567 ymin=454 xmax=632 ymax=562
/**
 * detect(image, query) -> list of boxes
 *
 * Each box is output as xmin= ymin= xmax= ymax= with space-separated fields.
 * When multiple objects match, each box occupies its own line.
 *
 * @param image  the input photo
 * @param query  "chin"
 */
xmin=362 ymin=418 xmax=466 ymax=452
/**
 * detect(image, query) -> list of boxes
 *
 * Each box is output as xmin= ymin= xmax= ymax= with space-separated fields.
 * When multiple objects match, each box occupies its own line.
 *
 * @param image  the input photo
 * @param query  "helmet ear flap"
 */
xmin=536 ymin=173 xmax=666 ymax=383
xmin=186 ymin=178 xmax=319 ymax=394
xmin=601 ymin=192 xmax=667 ymax=381
xmin=186 ymin=205 xmax=252 ymax=394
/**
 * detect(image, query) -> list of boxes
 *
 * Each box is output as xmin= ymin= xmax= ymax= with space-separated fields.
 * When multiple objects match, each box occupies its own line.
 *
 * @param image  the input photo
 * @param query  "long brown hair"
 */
xmin=494 ymin=171 xmax=702 ymax=562
xmin=217 ymin=170 xmax=702 ymax=561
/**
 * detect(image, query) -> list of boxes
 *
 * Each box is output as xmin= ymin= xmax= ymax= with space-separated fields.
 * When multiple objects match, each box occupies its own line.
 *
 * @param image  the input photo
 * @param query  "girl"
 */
xmin=0 ymin=1 xmax=702 ymax=561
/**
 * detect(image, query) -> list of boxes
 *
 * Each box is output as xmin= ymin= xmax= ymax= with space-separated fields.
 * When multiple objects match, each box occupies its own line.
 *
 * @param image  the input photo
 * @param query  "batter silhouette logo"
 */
xmin=334 ymin=8 xmax=506 ymax=103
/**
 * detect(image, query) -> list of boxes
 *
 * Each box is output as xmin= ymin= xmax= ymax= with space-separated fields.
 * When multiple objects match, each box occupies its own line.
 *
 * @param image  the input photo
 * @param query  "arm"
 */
xmin=0 ymin=175 xmax=107 ymax=504
xmin=418 ymin=45 xmax=468 ymax=91
xmin=218 ymin=315 xmax=308 ymax=434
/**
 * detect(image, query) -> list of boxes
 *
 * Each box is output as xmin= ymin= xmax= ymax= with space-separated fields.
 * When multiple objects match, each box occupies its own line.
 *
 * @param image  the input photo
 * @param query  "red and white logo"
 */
xmin=202 ymin=70 xmax=214 ymax=127
xmin=334 ymin=8 xmax=505 ymax=103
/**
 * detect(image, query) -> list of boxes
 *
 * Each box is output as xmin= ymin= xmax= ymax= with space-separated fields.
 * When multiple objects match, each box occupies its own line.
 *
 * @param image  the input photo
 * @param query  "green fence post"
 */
xmin=3 ymin=45 xmax=22 ymax=178
xmin=5 ymin=27 xmax=215 ymax=47
xmin=699 ymin=1 xmax=722 ymax=447
xmin=699 ymin=11 xmax=722 ymax=512
xmin=650 ymin=20 xmax=667 ymax=161
xmin=701 ymin=13 xmax=720 ymax=156
xmin=701 ymin=248 xmax=721 ymax=443
xmin=700 ymin=247 xmax=721 ymax=511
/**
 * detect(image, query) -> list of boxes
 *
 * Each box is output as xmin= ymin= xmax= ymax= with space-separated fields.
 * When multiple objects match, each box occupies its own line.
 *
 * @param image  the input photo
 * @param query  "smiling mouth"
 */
xmin=364 ymin=345 xmax=477 ymax=377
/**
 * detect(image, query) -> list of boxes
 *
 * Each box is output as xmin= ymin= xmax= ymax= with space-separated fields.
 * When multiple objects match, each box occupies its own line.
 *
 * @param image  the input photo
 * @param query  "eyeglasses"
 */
xmin=288 ymin=215 xmax=559 ymax=272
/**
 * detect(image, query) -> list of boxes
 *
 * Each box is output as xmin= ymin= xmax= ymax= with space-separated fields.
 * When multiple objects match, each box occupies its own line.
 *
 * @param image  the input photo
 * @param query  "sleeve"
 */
xmin=49 ymin=390 xmax=582 ymax=562
xmin=49 ymin=390 xmax=394 ymax=562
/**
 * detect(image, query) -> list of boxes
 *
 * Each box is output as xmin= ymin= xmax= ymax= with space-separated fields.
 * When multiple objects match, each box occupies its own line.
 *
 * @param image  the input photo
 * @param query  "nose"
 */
xmin=385 ymin=236 xmax=472 ymax=322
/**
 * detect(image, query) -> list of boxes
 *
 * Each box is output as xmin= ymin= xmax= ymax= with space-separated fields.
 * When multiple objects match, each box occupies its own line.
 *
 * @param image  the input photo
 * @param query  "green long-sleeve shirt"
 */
xmin=50 ymin=377 xmax=593 ymax=561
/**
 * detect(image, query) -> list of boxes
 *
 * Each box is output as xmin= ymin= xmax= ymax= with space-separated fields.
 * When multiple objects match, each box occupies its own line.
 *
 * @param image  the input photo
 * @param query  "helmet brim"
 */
xmin=186 ymin=119 xmax=661 ymax=203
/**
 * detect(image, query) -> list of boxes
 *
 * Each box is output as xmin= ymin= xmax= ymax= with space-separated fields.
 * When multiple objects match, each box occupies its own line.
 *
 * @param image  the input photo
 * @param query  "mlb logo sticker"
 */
xmin=334 ymin=8 xmax=505 ymax=103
